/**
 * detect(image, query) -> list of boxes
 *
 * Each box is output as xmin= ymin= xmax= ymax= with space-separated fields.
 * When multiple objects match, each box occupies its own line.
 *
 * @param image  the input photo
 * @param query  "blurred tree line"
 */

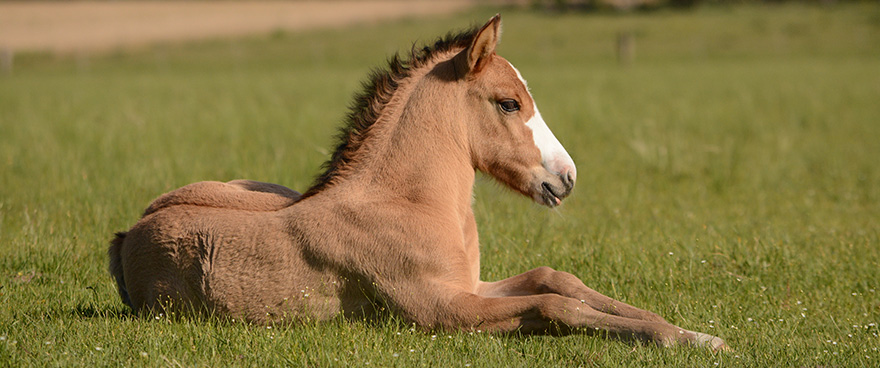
xmin=526 ymin=0 xmax=864 ymax=11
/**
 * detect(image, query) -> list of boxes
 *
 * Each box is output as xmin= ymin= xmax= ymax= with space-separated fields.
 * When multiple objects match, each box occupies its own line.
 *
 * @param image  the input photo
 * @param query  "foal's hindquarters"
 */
xmin=115 ymin=205 xmax=345 ymax=323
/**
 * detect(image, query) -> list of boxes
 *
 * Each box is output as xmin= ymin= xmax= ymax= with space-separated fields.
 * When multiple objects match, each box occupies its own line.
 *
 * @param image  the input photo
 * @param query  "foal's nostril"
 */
xmin=560 ymin=171 xmax=575 ymax=194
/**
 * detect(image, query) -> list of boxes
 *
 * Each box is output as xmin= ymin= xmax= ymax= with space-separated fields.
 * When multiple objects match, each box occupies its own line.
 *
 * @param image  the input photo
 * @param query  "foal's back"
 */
xmin=143 ymin=180 xmax=301 ymax=215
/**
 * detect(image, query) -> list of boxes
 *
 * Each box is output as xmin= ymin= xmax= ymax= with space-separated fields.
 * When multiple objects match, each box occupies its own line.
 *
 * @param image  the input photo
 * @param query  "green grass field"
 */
xmin=2 ymin=3 xmax=879 ymax=366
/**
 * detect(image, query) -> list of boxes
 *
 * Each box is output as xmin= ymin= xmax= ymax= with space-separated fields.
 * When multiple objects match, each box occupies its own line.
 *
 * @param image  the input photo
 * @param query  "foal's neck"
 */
xmin=336 ymin=55 xmax=475 ymax=215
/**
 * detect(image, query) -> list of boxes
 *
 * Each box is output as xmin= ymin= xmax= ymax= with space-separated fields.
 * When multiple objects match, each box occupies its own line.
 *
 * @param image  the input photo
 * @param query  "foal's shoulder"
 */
xmin=143 ymin=180 xmax=302 ymax=216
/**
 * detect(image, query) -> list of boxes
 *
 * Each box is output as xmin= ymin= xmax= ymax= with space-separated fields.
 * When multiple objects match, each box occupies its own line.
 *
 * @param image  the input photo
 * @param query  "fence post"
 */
xmin=617 ymin=31 xmax=635 ymax=66
xmin=1 ymin=48 xmax=12 ymax=74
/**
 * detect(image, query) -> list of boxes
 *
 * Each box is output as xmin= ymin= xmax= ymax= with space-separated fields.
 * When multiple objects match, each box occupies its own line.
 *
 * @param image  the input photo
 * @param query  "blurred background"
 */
xmin=0 ymin=0 xmax=874 ymax=61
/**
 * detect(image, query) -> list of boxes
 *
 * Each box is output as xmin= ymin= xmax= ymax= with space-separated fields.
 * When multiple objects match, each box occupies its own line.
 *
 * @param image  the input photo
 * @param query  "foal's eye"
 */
xmin=498 ymin=99 xmax=520 ymax=113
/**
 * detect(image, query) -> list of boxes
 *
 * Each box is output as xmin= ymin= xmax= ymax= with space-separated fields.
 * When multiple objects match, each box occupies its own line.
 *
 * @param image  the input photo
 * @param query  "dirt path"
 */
xmin=0 ymin=1 xmax=474 ymax=54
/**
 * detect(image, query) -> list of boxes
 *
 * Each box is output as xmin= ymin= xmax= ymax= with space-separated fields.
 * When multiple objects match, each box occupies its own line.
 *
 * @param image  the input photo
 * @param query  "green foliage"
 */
xmin=1 ymin=3 xmax=878 ymax=366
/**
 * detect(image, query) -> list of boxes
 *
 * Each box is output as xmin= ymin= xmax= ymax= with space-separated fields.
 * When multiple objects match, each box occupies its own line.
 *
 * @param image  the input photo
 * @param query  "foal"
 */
xmin=110 ymin=15 xmax=727 ymax=351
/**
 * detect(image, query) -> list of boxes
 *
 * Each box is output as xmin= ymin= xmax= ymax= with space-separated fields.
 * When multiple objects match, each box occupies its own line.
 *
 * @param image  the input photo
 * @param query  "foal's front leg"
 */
xmin=472 ymin=267 xmax=727 ymax=350
xmin=412 ymin=289 xmax=726 ymax=351
xmin=477 ymin=266 xmax=667 ymax=323
xmin=446 ymin=292 xmax=676 ymax=343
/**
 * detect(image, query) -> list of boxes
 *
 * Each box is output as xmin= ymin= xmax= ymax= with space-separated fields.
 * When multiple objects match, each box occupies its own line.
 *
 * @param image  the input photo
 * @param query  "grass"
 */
xmin=1 ymin=2 xmax=879 ymax=366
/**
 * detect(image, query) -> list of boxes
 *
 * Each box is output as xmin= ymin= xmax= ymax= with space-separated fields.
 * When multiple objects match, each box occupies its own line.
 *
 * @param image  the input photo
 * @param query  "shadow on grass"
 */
xmin=72 ymin=303 xmax=134 ymax=320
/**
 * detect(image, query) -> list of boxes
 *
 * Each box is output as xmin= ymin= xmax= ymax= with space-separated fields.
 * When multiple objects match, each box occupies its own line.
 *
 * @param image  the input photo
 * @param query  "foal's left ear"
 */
xmin=462 ymin=14 xmax=501 ymax=76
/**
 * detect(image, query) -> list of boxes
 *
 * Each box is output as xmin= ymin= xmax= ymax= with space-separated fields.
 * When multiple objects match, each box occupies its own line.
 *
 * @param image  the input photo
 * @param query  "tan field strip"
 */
xmin=0 ymin=1 xmax=474 ymax=54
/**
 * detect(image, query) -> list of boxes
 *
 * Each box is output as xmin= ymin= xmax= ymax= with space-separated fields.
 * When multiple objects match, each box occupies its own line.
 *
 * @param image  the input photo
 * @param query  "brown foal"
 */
xmin=110 ymin=15 xmax=727 ymax=351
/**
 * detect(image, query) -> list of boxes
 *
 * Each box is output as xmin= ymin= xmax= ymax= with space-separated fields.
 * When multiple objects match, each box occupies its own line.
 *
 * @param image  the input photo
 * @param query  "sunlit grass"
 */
xmin=1 ymin=3 xmax=879 ymax=366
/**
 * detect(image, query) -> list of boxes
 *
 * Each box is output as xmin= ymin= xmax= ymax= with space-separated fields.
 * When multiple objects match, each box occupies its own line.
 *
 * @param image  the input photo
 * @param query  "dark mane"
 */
xmin=301 ymin=27 xmax=479 ymax=198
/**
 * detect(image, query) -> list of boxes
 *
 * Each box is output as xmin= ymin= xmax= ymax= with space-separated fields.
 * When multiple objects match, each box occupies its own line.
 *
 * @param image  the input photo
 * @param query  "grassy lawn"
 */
xmin=2 ymin=3 xmax=879 ymax=366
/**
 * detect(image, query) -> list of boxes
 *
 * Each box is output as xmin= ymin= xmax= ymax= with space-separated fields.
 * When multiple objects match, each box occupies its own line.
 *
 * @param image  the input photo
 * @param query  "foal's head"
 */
xmin=452 ymin=15 xmax=576 ymax=207
xmin=306 ymin=15 xmax=576 ymax=206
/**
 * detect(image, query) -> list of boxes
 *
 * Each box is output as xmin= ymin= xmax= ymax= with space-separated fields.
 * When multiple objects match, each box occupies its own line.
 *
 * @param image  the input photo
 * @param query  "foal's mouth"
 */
xmin=539 ymin=180 xmax=572 ymax=208
xmin=540 ymin=182 xmax=562 ymax=207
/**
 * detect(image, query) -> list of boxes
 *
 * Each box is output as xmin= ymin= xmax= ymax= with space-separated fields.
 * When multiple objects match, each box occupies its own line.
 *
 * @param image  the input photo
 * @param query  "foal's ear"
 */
xmin=461 ymin=14 xmax=501 ymax=76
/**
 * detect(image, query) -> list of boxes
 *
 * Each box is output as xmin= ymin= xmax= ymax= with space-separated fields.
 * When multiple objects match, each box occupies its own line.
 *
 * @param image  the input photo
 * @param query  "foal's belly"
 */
xmin=123 ymin=205 xmax=343 ymax=324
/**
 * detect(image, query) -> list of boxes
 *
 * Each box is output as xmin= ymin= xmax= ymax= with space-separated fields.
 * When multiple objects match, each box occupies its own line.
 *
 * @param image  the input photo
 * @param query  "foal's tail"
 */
xmin=108 ymin=232 xmax=133 ymax=309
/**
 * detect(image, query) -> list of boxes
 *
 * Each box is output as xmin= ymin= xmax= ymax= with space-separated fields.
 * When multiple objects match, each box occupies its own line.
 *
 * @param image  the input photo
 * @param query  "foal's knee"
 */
xmin=530 ymin=266 xmax=559 ymax=291
xmin=530 ymin=266 xmax=582 ymax=293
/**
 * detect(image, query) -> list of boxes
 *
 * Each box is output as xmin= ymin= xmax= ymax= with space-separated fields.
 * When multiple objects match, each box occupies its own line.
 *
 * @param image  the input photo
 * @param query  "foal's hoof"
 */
xmin=693 ymin=332 xmax=730 ymax=352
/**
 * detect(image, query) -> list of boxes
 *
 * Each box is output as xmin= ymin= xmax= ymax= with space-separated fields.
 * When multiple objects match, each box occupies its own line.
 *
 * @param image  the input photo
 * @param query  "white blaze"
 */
xmin=525 ymin=106 xmax=576 ymax=178
xmin=509 ymin=63 xmax=577 ymax=179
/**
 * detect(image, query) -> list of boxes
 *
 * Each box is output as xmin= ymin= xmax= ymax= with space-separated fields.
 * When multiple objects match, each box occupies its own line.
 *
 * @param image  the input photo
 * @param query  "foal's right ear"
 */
xmin=459 ymin=14 xmax=501 ymax=77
